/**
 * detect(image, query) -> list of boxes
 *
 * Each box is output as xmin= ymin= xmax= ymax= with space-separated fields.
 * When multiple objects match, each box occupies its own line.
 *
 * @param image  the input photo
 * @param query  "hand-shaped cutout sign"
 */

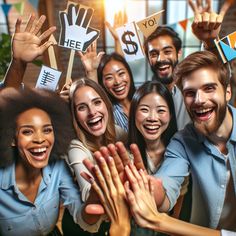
xmin=59 ymin=1 xmax=100 ymax=52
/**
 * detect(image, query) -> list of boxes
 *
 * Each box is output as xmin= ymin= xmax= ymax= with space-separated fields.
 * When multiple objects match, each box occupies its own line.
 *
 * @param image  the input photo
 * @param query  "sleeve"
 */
xmin=155 ymin=135 xmax=190 ymax=211
xmin=67 ymin=140 xmax=93 ymax=202
xmin=221 ymin=230 xmax=236 ymax=236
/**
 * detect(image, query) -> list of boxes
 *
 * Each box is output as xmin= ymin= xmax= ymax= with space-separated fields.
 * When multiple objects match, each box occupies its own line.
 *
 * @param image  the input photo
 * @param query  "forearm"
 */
xmin=3 ymin=58 xmax=26 ymax=88
xmin=86 ymin=70 xmax=98 ymax=83
xmin=109 ymin=222 xmax=130 ymax=236
xmin=150 ymin=213 xmax=220 ymax=236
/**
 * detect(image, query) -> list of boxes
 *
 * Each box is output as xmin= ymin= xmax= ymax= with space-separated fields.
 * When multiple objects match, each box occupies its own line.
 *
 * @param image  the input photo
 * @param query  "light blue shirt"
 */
xmin=0 ymin=160 xmax=82 ymax=236
xmin=156 ymin=105 xmax=236 ymax=231
xmin=113 ymin=103 xmax=128 ymax=132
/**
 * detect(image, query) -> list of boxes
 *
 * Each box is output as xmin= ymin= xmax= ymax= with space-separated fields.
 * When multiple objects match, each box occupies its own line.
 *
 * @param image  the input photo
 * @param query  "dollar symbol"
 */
xmin=121 ymin=31 xmax=138 ymax=55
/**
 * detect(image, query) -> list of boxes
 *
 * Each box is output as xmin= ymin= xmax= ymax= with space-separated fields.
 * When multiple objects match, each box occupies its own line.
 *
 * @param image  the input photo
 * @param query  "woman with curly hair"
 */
xmin=0 ymin=88 xmax=86 ymax=236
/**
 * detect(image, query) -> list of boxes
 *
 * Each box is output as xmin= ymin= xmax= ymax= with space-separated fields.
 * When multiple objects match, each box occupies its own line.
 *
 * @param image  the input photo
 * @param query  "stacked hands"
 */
xmin=81 ymin=142 xmax=165 ymax=235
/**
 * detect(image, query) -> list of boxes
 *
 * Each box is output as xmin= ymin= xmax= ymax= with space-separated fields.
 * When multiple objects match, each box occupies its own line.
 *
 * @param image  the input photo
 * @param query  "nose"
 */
xmin=88 ymin=105 xmax=97 ymax=116
xmin=33 ymin=131 xmax=45 ymax=144
xmin=157 ymin=52 xmax=165 ymax=62
xmin=147 ymin=110 xmax=157 ymax=121
xmin=194 ymin=90 xmax=206 ymax=105
xmin=114 ymin=75 xmax=122 ymax=85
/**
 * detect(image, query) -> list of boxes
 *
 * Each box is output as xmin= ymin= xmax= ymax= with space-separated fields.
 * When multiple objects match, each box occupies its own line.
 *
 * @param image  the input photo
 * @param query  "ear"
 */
xmin=177 ymin=49 xmax=182 ymax=60
xmin=226 ymin=84 xmax=232 ymax=102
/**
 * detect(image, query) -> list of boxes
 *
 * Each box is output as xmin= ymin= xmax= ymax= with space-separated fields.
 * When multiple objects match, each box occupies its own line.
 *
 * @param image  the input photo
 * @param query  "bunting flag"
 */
xmin=13 ymin=2 xmax=25 ymax=15
xmin=28 ymin=0 xmax=39 ymax=9
xmin=1 ymin=4 xmax=12 ymax=16
xmin=179 ymin=19 xmax=188 ymax=31
xmin=215 ymin=31 xmax=236 ymax=63
xmin=0 ymin=2 xmax=25 ymax=16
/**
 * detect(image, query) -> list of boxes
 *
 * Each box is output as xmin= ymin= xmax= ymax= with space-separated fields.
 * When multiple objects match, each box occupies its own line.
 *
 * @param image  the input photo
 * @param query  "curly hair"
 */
xmin=69 ymin=78 xmax=116 ymax=152
xmin=0 ymin=87 xmax=76 ymax=167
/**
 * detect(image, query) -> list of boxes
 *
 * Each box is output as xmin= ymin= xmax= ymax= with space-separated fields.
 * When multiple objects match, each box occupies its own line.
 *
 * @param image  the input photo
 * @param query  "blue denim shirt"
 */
xmin=156 ymin=105 xmax=236 ymax=230
xmin=0 ymin=160 xmax=82 ymax=236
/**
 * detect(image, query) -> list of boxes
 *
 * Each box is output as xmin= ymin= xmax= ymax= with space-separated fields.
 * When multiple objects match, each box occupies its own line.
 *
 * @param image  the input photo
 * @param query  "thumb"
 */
xmin=85 ymin=204 xmax=105 ymax=215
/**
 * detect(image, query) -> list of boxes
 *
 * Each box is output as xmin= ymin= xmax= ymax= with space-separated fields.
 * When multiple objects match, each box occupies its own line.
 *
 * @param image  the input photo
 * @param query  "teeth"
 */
xmin=144 ymin=125 xmax=160 ymax=130
xmin=159 ymin=65 xmax=169 ymax=69
xmin=31 ymin=147 xmax=47 ymax=153
xmin=87 ymin=117 xmax=102 ymax=124
xmin=195 ymin=108 xmax=212 ymax=114
xmin=114 ymin=86 xmax=125 ymax=92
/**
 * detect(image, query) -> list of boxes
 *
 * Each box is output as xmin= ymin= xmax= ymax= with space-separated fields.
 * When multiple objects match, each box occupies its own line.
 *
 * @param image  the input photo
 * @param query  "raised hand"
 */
xmin=12 ymin=14 xmax=56 ymax=62
xmin=59 ymin=80 xmax=72 ymax=102
xmin=124 ymin=164 xmax=160 ymax=230
xmin=188 ymin=0 xmax=233 ymax=49
xmin=59 ymin=4 xmax=99 ymax=52
xmin=82 ymin=156 xmax=130 ymax=236
xmin=105 ymin=10 xmax=127 ymax=55
xmin=77 ymin=40 xmax=105 ymax=81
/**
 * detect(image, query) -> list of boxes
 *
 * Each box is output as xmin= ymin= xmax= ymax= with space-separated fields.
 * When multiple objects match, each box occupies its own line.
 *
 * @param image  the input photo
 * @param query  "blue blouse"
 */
xmin=0 ymin=160 xmax=82 ymax=236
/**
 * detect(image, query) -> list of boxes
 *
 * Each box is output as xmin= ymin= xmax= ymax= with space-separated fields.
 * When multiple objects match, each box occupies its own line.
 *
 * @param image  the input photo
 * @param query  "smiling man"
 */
xmin=156 ymin=51 xmax=236 ymax=234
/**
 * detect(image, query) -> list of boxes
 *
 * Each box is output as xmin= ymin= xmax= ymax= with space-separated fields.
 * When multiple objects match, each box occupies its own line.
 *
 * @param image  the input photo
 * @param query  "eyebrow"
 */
xmin=149 ymin=46 xmax=174 ymax=54
xmin=75 ymin=97 xmax=101 ymax=107
xmin=182 ymin=82 xmax=218 ymax=93
xmin=104 ymin=68 xmax=125 ymax=76
xmin=139 ymin=104 xmax=168 ymax=108
xmin=18 ymin=124 xmax=52 ymax=129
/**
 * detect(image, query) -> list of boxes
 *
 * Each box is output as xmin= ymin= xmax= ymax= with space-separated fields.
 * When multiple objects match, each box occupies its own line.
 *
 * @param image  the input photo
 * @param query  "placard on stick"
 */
xmin=36 ymin=65 xmax=62 ymax=91
xmin=136 ymin=10 xmax=164 ymax=38
xmin=59 ymin=1 xmax=100 ymax=52
xmin=116 ymin=22 xmax=144 ymax=62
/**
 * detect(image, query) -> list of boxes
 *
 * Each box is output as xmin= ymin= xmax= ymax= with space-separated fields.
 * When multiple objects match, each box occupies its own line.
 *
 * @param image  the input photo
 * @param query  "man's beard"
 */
xmin=151 ymin=59 xmax=178 ymax=85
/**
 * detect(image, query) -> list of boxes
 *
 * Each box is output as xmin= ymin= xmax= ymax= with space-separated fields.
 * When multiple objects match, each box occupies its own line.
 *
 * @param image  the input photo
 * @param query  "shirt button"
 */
xmin=221 ymin=184 xmax=225 ymax=188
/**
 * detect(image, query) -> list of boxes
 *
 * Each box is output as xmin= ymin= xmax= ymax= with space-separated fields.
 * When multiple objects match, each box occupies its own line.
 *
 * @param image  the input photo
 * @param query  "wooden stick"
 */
xmin=66 ymin=49 xmax=75 ymax=84
xmin=48 ymin=35 xmax=58 ymax=70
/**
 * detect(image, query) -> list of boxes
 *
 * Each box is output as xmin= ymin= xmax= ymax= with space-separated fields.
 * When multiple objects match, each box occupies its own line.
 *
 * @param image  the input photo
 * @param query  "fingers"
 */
xmin=15 ymin=17 xmax=22 ymax=33
xmin=24 ymin=14 xmax=36 ymax=32
xmin=115 ymin=142 xmax=131 ymax=167
xmin=39 ymin=26 xmax=56 ymax=42
xmin=31 ymin=15 xmax=46 ymax=35
xmin=106 ymin=143 xmax=125 ymax=174
xmin=219 ymin=0 xmax=233 ymax=17
xmin=125 ymin=165 xmax=141 ymax=192
xmin=130 ymin=143 xmax=146 ymax=172
xmin=38 ymin=40 xmax=54 ymax=55
xmin=188 ymin=0 xmax=199 ymax=13
xmin=107 ymin=156 xmax=124 ymax=191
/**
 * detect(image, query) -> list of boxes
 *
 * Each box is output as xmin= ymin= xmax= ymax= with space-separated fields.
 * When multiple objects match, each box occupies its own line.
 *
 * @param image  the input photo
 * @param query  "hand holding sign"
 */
xmin=189 ymin=0 xmax=234 ymax=49
xmin=59 ymin=2 xmax=99 ymax=52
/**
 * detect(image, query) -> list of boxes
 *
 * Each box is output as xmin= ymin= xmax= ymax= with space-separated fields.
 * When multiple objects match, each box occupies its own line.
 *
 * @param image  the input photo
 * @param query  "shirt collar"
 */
xmin=0 ymin=162 xmax=53 ymax=190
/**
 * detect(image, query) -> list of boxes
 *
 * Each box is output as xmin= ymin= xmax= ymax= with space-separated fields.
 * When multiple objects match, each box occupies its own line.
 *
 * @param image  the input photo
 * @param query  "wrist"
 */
xmin=86 ymin=70 xmax=98 ymax=81
xmin=202 ymin=39 xmax=216 ymax=50
xmin=11 ymin=58 xmax=27 ymax=68
xmin=109 ymin=222 xmax=131 ymax=236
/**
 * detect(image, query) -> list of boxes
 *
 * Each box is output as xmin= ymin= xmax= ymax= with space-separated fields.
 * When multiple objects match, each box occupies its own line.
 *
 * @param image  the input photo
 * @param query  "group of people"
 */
xmin=0 ymin=0 xmax=236 ymax=236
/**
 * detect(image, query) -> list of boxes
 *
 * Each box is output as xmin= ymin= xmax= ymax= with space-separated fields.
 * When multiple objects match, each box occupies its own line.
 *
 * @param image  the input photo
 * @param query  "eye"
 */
xmin=204 ymin=85 xmax=215 ymax=92
xmin=94 ymin=99 xmax=102 ymax=106
xmin=164 ymin=50 xmax=173 ymax=55
xmin=43 ymin=127 xmax=53 ymax=134
xmin=118 ymin=71 xmax=126 ymax=77
xmin=149 ymin=52 xmax=158 ymax=58
xmin=104 ymin=76 xmax=113 ymax=82
xmin=157 ymin=109 xmax=167 ymax=114
xmin=184 ymin=90 xmax=195 ymax=98
xmin=140 ymin=107 xmax=149 ymax=113
xmin=21 ymin=129 xmax=33 ymax=136
xmin=77 ymin=105 xmax=87 ymax=111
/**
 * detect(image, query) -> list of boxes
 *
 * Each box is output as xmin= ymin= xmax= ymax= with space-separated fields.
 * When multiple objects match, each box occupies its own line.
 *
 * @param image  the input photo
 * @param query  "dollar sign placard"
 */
xmin=121 ymin=31 xmax=138 ymax=55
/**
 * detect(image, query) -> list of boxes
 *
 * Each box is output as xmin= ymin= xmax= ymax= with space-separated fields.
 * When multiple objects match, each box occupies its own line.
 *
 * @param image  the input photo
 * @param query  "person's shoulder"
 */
xmin=172 ymin=123 xmax=198 ymax=142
